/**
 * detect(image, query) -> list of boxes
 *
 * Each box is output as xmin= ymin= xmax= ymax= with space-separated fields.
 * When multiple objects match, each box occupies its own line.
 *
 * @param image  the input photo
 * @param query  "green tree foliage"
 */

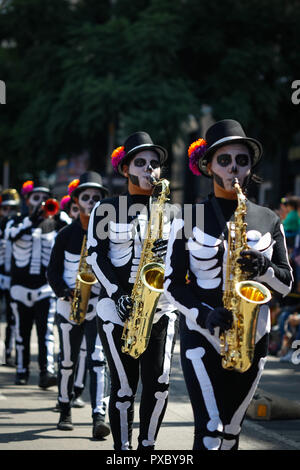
xmin=0 ymin=0 xmax=300 ymax=186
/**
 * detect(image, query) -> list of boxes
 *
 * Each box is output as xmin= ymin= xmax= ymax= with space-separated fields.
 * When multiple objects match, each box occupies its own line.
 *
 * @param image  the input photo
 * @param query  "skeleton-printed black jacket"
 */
xmin=164 ymin=194 xmax=293 ymax=347
xmin=47 ymin=218 xmax=101 ymax=322
xmin=87 ymin=192 xmax=177 ymax=326
xmin=5 ymin=213 xmax=67 ymax=289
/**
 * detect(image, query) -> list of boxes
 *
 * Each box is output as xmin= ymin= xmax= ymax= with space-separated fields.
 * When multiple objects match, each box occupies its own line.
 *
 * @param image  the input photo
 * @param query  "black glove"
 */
xmin=237 ymin=248 xmax=269 ymax=278
xmin=151 ymin=238 xmax=168 ymax=259
xmin=29 ymin=205 xmax=44 ymax=226
xmin=62 ymin=287 xmax=74 ymax=301
xmin=116 ymin=294 xmax=133 ymax=322
xmin=204 ymin=307 xmax=233 ymax=335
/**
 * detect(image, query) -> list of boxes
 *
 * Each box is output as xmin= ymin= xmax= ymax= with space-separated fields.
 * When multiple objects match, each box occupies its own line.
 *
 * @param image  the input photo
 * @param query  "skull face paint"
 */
xmin=69 ymin=201 xmax=80 ymax=219
xmin=27 ymin=191 xmax=48 ymax=214
xmin=77 ymin=188 xmax=102 ymax=215
xmin=127 ymin=150 xmax=161 ymax=190
xmin=209 ymin=143 xmax=252 ymax=192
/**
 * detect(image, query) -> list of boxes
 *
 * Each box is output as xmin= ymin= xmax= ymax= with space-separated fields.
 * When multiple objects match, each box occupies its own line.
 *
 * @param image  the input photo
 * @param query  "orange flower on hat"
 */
xmin=111 ymin=146 xmax=126 ymax=172
xmin=188 ymin=138 xmax=207 ymax=175
xmin=68 ymin=179 xmax=80 ymax=196
xmin=21 ymin=180 xmax=34 ymax=196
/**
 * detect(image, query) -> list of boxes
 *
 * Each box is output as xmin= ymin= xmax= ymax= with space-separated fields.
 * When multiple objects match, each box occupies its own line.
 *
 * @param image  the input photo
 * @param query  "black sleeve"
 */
xmin=164 ymin=212 xmax=212 ymax=328
xmin=47 ymin=227 xmax=70 ymax=298
xmin=257 ymin=218 xmax=293 ymax=297
xmin=87 ymin=201 xmax=127 ymax=302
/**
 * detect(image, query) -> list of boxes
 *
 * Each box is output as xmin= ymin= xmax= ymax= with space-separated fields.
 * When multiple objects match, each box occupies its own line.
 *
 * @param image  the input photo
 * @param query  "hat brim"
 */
xmin=1 ymin=200 xmax=19 ymax=206
xmin=72 ymin=182 xmax=109 ymax=198
xmin=198 ymin=136 xmax=263 ymax=177
xmin=118 ymin=144 xmax=168 ymax=176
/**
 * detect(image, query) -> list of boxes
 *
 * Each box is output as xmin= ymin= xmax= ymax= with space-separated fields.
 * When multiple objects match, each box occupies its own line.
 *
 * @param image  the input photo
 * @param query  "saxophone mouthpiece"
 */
xmin=232 ymin=178 xmax=239 ymax=188
xmin=148 ymin=175 xmax=159 ymax=186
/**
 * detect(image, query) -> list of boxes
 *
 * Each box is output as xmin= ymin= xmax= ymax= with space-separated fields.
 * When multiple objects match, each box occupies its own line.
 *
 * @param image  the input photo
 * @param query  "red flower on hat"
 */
xmin=188 ymin=139 xmax=207 ymax=175
xmin=21 ymin=180 xmax=34 ymax=196
xmin=60 ymin=195 xmax=71 ymax=211
xmin=111 ymin=146 xmax=126 ymax=173
xmin=68 ymin=179 xmax=80 ymax=195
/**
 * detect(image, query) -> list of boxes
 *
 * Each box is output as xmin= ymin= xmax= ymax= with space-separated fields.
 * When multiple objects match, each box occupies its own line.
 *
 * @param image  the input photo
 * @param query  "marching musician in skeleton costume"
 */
xmin=0 ymin=189 xmax=21 ymax=366
xmin=87 ymin=132 xmax=179 ymax=451
xmin=164 ymin=120 xmax=293 ymax=450
xmin=6 ymin=180 xmax=67 ymax=387
xmin=47 ymin=172 xmax=111 ymax=438
xmin=57 ymin=194 xmax=87 ymax=410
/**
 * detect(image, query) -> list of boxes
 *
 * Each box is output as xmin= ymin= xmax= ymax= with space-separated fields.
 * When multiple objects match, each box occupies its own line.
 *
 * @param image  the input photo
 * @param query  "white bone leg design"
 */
xmin=186 ymin=347 xmax=223 ymax=449
xmin=116 ymin=401 xmax=131 ymax=450
xmin=158 ymin=313 xmax=176 ymax=385
xmin=221 ymin=357 xmax=266 ymax=450
xmin=103 ymin=322 xmax=133 ymax=398
xmin=142 ymin=390 xmax=168 ymax=447
xmin=11 ymin=302 xmax=25 ymax=373
xmin=59 ymin=369 xmax=73 ymax=403
xmin=93 ymin=365 xmax=106 ymax=415
xmin=46 ymin=298 xmax=56 ymax=374
xmin=60 ymin=323 xmax=73 ymax=368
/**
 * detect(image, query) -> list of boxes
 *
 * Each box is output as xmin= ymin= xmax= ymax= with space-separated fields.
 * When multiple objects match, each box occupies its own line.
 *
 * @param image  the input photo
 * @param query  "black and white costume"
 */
xmin=87 ymin=193 xmax=179 ymax=450
xmin=6 ymin=212 xmax=67 ymax=383
xmin=0 ymin=215 xmax=16 ymax=363
xmin=47 ymin=218 xmax=109 ymax=420
xmin=164 ymin=194 xmax=293 ymax=450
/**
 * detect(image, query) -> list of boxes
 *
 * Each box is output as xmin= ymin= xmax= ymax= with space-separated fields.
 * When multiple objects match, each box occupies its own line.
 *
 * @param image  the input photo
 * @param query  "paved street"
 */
xmin=1 ymin=320 xmax=300 ymax=452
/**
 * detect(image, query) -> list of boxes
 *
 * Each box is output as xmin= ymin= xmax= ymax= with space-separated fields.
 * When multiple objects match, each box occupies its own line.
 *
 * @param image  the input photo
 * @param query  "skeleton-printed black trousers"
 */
xmin=98 ymin=313 xmax=179 ymax=451
xmin=179 ymin=315 xmax=268 ymax=450
xmin=56 ymin=314 xmax=108 ymax=416
xmin=11 ymin=296 xmax=56 ymax=376
xmin=2 ymin=289 xmax=15 ymax=359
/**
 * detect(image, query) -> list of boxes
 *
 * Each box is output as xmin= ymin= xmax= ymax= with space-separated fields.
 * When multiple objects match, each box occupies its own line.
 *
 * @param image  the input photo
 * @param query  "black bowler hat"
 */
xmin=69 ymin=171 xmax=109 ymax=198
xmin=190 ymin=119 xmax=263 ymax=177
xmin=111 ymin=131 xmax=168 ymax=176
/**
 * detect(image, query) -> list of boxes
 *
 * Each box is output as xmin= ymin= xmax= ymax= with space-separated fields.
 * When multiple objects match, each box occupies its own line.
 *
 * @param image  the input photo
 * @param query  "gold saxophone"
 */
xmin=121 ymin=178 xmax=170 ymax=359
xmin=69 ymin=233 xmax=97 ymax=325
xmin=220 ymin=178 xmax=271 ymax=373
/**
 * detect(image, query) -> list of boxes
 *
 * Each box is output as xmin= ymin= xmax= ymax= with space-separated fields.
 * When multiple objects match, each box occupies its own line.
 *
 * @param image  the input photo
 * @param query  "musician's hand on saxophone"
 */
xmin=62 ymin=287 xmax=74 ymax=302
xmin=116 ymin=294 xmax=133 ymax=322
xmin=237 ymin=248 xmax=269 ymax=278
xmin=204 ymin=307 xmax=233 ymax=335
xmin=151 ymin=238 xmax=168 ymax=261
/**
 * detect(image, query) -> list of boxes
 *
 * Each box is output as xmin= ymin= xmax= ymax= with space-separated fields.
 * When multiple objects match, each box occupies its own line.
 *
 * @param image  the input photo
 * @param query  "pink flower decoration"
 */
xmin=21 ymin=180 xmax=34 ymax=196
xmin=60 ymin=195 xmax=71 ymax=211
xmin=188 ymin=138 xmax=207 ymax=175
xmin=111 ymin=146 xmax=126 ymax=173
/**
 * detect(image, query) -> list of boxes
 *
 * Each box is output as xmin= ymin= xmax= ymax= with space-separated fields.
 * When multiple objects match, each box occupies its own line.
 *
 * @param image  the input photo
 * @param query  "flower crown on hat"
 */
xmin=111 ymin=146 xmax=126 ymax=173
xmin=68 ymin=179 xmax=80 ymax=196
xmin=21 ymin=180 xmax=34 ymax=196
xmin=60 ymin=195 xmax=71 ymax=211
xmin=188 ymin=139 xmax=207 ymax=176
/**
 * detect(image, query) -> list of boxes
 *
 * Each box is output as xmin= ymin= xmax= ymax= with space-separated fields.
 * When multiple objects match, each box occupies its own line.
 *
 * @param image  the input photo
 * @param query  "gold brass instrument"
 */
xmin=42 ymin=198 xmax=60 ymax=217
xmin=220 ymin=178 xmax=271 ymax=373
xmin=121 ymin=177 xmax=170 ymax=359
xmin=69 ymin=233 xmax=97 ymax=324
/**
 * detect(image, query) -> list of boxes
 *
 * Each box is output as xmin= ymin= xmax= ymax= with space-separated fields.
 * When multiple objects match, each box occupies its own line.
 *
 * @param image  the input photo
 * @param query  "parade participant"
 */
xmin=0 ymin=189 xmax=21 ymax=366
xmin=54 ymin=194 xmax=86 ymax=410
xmin=5 ymin=180 xmax=66 ymax=387
xmin=164 ymin=119 xmax=293 ymax=450
xmin=47 ymin=172 xmax=111 ymax=439
xmin=87 ymin=132 xmax=179 ymax=451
